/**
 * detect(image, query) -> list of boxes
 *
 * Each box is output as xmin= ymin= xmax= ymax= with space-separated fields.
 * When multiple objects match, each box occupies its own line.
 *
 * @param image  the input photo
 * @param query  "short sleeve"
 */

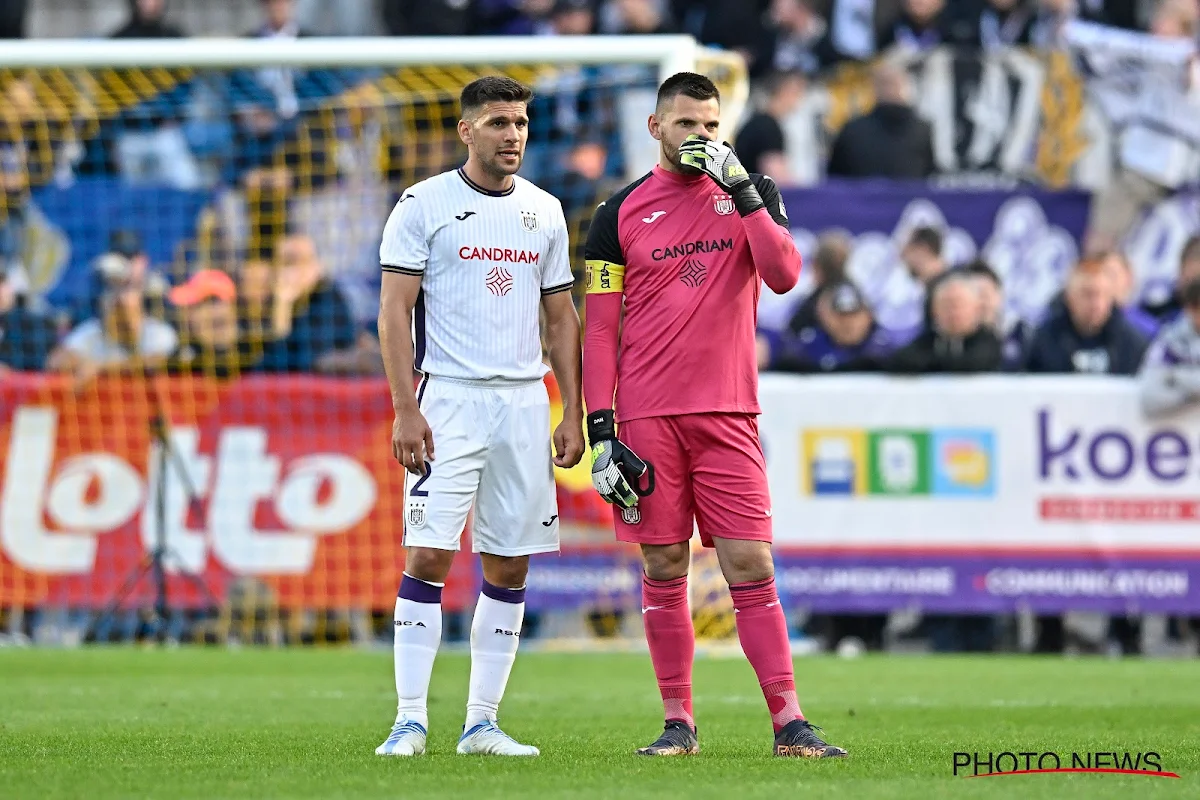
xmin=583 ymin=198 xmax=625 ymax=295
xmin=379 ymin=189 xmax=428 ymax=276
xmin=143 ymin=319 xmax=179 ymax=358
xmin=541 ymin=204 xmax=574 ymax=296
xmin=62 ymin=320 xmax=100 ymax=357
xmin=752 ymin=174 xmax=790 ymax=229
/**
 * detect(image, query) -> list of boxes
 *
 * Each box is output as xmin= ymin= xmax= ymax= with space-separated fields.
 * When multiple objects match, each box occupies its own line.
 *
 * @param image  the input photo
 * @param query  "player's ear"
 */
xmin=457 ymin=118 xmax=473 ymax=147
xmin=647 ymin=114 xmax=662 ymax=141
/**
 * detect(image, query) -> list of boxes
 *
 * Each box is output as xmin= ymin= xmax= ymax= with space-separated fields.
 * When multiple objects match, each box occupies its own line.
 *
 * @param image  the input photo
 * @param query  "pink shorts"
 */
xmin=612 ymin=413 xmax=773 ymax=547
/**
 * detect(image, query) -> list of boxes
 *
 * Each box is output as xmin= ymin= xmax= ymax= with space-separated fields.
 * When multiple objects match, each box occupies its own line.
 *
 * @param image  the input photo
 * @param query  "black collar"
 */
xmin=457 ymin=168 xmax=515 ymax=197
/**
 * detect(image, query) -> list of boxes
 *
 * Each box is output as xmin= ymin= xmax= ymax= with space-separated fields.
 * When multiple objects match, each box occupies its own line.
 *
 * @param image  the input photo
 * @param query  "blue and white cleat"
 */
xmin=456 ymin=720 xmax=540 ymax=756
xmin=375 ymin=718 xmax=427 ymax=756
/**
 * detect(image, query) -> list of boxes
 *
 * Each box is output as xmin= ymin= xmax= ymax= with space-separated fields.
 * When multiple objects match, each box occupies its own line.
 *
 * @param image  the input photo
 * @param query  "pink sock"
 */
xmin=642 ymin=574 xmax=695 ymax=729
xmin=730 ymin=577 xmax=803 ymax=732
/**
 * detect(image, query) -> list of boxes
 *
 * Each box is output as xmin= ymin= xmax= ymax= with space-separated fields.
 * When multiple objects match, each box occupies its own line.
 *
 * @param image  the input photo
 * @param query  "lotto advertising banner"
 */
xmin=0 ymin=375 xmax=408 ymax=610
xmin=0 ymin=373 xmax=617 ymax=612
xmin=759 ymin=374 xmax=1200 ymax=613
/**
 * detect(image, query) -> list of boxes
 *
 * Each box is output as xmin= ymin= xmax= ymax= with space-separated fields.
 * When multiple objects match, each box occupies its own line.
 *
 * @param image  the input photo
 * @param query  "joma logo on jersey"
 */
xmin=459 ymin=246 xmax=540 ymax=264
xmin=651 ymin=238 xmax=733 ymax=261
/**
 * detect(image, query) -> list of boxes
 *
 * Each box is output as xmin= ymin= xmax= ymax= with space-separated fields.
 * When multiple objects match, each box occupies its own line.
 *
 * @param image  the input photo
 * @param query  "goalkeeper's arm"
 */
xmin=582 ymin=204 xmax=653 ymax=509
xmin=678 ymin=136 xmax=802 ymax=294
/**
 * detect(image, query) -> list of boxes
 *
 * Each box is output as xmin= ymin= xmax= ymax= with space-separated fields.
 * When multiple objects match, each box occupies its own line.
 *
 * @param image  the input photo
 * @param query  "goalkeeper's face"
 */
xmin=461 ymin=102 xmax=530 ymax=179
xmin=650 ymin=95 xmax=721 ymax=174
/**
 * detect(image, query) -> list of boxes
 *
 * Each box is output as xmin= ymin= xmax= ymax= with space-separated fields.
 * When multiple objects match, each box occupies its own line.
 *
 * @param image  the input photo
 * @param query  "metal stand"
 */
xmin=89 ymin=382 xmax=218 ymax=642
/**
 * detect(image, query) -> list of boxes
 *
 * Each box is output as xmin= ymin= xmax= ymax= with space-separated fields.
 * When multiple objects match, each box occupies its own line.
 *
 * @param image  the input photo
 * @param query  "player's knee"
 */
xmin=404 ymin=547 xmax=456 ymax=584
xmin=641 ymin=543 xmax=690 ymax=581
xmin=480 ymin=554 xmax=529 ymax=589
xmin=714 ymin=539 xmax=774 ymax=585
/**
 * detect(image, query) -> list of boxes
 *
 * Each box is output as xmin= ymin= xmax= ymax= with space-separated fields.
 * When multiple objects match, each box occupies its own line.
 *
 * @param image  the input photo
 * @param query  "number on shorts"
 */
xmin=410 ymin=461 xmax=432 ymax=497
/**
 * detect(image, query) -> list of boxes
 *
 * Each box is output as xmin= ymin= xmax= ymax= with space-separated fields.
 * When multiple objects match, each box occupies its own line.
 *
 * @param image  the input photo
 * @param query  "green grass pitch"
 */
xmin=3 ymin=648 xmax=1199 ymax=799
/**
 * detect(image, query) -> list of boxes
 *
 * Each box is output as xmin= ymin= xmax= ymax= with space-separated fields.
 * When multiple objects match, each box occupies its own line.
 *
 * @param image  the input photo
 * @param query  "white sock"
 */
xmin=465 ymin=582 xmax=526 ymax=729
xmin=393 ymin=573 xmax=444 ymax=731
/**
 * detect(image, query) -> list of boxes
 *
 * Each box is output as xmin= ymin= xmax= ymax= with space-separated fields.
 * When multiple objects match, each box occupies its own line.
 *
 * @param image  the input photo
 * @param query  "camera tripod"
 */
xmin=89 ymin=380 xmax=218 ymax=643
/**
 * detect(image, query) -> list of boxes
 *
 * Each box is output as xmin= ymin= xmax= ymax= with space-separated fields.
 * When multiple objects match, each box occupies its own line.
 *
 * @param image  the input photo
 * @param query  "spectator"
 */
xmin=1025 ymin=257 xmax=1149 ymax=375
xmin=826 ymin=60 xmax=935 ymax=179
xmin=1139 ymin=278 xmax=1200 ymax=418
xmin=474 ymin=0 xmax=556 ymax=35
xmin=880 ymin=0 xmax=950 ymax=53
xmin=676 ymin=0 xmax=774 ymax=77
xmin=48 ymin=254 xmax=178 ymax=386
xmin=1144 ymin=235 xmax=1200 ymax=324
xmin=110 ymin=0 xmax=186 ymax=38
xmin=167 ymin=269 xmax=245 ymax=377
xmin=1150 ymin=0 xmax=1199 ymax=38
xmin=770 ymin=280 xmax=898 ymax=371
xmin=381 ymin=0 xmax=474 ymax=35
xmin=886 ymin=273 xmax=1003 ymax=373
xmin=961 ymin=259 xmax=1031 ymax=370
xmin=764 ymin=0 xmax=833 ymax=76
xmin=901 ymin=226 xmax=947 ymax=288
xmin=735 ymin=70 xmax=806 ymax=179
xmin=0 ymin=0 xmax=26 ymax=38
xmin=781 ymin=229 xmax=851 ymax=333
xmin=972 ymin=0 xmax=1038 ymax=51
xmin=0 ymin=268 xmax=58 ymax=373
xmin=598 ymin=0 xmax=676 ymax=34
xmin=255 ymin=233 xmax=358 ymax=372
xmin=1102 ymin=251 xmax=1160 ymax=339
xmin=543 ymin=0 xmax=596 ymax=33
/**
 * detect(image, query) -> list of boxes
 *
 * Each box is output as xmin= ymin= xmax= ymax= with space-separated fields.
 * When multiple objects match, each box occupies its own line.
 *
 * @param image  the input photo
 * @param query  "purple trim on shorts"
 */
xmin=398 ymin=574 xmax=443 ymax=604
xmin=481 ymin=580 xmax=526 ymax=605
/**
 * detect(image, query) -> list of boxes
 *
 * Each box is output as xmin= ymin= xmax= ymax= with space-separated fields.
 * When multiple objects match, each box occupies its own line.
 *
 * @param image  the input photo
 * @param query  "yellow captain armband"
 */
xmin=585 ymin=260 xmax=624 ymax=294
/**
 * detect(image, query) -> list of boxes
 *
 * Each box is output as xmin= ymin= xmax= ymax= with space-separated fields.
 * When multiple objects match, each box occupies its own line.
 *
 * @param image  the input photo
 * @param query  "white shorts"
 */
xmin=403 ymin=375 xmax=560 ymax=557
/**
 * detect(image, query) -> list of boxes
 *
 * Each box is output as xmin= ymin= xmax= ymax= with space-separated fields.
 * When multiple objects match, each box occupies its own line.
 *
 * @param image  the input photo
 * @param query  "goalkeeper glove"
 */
xmin=677 ymin=134 xmax=765 ymax=217
xmin=587 ymin=409 xmax=655 ymax=510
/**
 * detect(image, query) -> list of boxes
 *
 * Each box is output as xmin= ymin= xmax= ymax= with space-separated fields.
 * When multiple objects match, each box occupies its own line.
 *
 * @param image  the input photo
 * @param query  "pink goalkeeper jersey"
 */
xmin=584 ymin=165 xmax=794 ymax=422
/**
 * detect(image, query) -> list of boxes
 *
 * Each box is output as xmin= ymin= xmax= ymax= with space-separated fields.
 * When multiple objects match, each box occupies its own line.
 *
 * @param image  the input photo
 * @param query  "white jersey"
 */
xmin=379 ymin=168 xmax=574 ymax=382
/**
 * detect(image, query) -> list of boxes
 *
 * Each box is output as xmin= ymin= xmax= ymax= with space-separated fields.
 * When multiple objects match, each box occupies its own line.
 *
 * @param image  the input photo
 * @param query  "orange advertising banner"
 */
xmin=0 ymin=373 xmax=610 ymax=610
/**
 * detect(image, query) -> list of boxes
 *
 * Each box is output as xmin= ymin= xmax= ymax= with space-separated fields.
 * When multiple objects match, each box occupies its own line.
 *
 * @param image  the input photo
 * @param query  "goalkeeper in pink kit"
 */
xmin=583 ymin=72 xmax=847 ymax=758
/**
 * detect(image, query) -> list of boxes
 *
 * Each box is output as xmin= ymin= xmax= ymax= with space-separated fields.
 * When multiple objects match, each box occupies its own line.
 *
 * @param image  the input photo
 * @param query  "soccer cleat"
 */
xmin=375 ymin=718 xmax=427 ymax=756
xmin=456 ymin=720 xmax=540 ymax=756
xmin=635 ymin=720 xmax=698 ymax=756
xmin=773 ymin=719 xmax=848 ymax=758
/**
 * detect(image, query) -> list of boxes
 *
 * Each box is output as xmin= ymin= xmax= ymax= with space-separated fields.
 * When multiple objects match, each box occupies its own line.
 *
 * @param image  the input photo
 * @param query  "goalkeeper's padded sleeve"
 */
xmin=743 ymin=209 xmax=802 ymax=295
xmin=730 ymin=177 xmax=766 ymax=218
xmin=583 ymin=291 xmax=621 ymax=417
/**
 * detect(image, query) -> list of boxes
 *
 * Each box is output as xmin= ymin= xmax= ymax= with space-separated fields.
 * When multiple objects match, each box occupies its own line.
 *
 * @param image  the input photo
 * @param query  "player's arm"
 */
xmin=678 ymin=137 xmax=802 ymax=294
xmin=379 ymin=272 xmax=433 ymax=475
xmin=541 ymin=212 xmax=585 ymax=469
xmin=379 ymin=189 xmax=434 ymax=475
xmin=583 ymin=200 xmax=652 ymax=509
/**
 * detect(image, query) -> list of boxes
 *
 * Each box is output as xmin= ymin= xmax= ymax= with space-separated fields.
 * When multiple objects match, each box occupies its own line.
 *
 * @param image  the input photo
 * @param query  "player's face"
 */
xmin=460 ymin=102 xmax=529 ymax=180
xmin=650 ymin=95 xmax=721 ymax=173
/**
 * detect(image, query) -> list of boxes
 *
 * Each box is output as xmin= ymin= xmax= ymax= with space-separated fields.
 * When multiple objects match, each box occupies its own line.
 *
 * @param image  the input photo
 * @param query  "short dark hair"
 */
xmin=906 ymin=226 xmax=943 ymax=254
xmin=460 ymin=76 xmax=533 ymax=118
xmin=1182 ymin=234 xmax=1200 ymax=265
xmin=1183 ymin=276 xmax=1200 ymax=308
xmin=656 ymin=72 xmax=719 ymax=113
xmin=960 ymin=259 xmax=1000 ymax=286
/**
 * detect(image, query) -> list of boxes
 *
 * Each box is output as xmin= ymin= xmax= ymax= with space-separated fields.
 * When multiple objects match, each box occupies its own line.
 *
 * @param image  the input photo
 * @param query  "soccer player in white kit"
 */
xmin=374 ymin=76 xmax=584 ymax=757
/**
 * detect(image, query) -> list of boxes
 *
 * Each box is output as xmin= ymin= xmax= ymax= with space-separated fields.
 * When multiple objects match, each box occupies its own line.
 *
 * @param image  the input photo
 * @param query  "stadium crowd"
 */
xmin=2 ymin=0 xmax=1200 ymax=652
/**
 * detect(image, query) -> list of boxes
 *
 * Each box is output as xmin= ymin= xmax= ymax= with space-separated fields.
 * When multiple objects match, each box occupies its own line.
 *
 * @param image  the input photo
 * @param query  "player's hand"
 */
xmin=392 ymin=407 xmax=435 ymax=476
xmin=586 ymin=410 xmax=655 ymax=510
xmin=553 ymin=414 xmax=585 ymax=469
xmin=677 ymin=135 xmax=765 ymax=217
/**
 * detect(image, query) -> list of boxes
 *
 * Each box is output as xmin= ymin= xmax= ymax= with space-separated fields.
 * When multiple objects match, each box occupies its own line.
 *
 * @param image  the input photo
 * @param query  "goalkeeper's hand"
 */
xmin=677 ymin=134 xmax=765 ymax=217
xmin=587 ymin=410 xmax=655 ymax=510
